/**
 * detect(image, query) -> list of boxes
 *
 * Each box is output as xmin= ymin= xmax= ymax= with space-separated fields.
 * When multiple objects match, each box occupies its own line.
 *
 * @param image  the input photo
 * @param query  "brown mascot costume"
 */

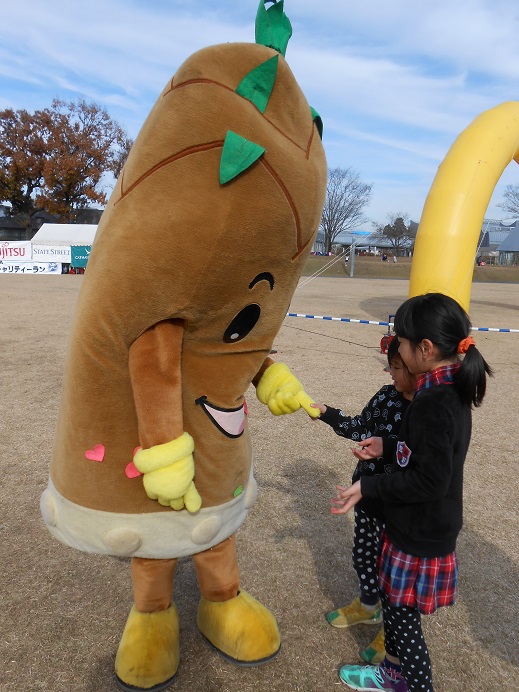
xmin=40 ymin=1 xmax=327 ymax=689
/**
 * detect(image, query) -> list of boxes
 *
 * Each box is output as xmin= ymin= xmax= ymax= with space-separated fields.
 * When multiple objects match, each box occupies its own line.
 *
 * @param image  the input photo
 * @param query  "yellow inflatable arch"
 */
xmin=409 ymin=101 xmax=519 ymax=312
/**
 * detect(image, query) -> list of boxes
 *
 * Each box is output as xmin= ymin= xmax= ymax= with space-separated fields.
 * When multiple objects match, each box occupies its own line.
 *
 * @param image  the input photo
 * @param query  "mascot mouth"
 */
xmin=195 ymin=396 xmax=246 ymax=438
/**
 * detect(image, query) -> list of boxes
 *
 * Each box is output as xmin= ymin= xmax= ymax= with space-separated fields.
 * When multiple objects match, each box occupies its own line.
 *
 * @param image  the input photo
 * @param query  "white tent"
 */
xmin=31 ymin=223 xmax=98 ymax=266
xmin=31 ymin=223 xmax=98 ymax=246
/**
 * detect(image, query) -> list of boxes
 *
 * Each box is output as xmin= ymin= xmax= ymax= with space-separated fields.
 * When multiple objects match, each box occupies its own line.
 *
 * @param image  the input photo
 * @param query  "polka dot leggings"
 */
xmin=381 ymin=592 xmax=434 ymax=691
xmin=352 ymin=507 xmax=383 ymax=606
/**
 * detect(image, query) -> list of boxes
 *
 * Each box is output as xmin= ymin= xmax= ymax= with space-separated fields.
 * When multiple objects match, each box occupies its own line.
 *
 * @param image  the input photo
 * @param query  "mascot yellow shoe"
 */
xmin=198 ymin=590 xmax=281 ymax=665
xmin=115 ymin=605 xmax=179 ymax=691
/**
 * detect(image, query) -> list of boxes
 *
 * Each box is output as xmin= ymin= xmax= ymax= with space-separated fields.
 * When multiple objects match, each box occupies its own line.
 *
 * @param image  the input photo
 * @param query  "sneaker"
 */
xmin=339 ymin=664 xmax=408 ymax=691
xmin=327 ymin=597 xmax=382 ymax=628
xmin=360 ymin=627 xmax=385 ymax=664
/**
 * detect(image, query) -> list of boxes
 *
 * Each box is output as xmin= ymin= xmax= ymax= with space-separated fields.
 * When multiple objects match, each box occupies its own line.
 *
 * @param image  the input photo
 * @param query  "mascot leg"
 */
xmin=195 ymin=535 xmax=281 ymax=665
xmin=115 ymin=558 xmax=179 ymax=691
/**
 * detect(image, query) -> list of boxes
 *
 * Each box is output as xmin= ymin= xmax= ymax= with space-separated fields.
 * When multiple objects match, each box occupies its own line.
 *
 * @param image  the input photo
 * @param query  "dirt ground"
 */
xmin=1 ymin=275 xmax=518 ymax=692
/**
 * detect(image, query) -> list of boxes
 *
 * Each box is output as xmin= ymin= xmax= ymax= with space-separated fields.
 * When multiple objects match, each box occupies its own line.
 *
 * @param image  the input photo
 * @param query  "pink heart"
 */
xmin=125 ymin=461 xmax=143 ymax=479
xmin=84 ymin=444 xmax=105 ymax=462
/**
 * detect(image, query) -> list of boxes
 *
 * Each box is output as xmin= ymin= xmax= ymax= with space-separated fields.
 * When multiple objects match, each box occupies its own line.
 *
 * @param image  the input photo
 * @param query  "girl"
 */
xmin=311 ymin=336 xmax=416 ymax=666
xmin=332 ymin=293 xmax=491 ymax=692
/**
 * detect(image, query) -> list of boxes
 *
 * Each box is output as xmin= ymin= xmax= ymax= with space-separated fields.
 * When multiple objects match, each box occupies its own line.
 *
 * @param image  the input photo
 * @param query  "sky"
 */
xmin=1 ymin=0 xmax=518 ymax=227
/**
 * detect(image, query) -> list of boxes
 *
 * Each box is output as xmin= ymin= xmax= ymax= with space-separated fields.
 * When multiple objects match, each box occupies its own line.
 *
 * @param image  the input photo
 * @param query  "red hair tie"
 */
xmin=457 ymin=336 xmax=475 ymax=354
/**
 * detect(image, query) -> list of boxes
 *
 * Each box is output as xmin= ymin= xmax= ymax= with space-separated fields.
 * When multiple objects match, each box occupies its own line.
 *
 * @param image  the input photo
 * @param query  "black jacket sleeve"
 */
xmin=318 ymin=394 xmax=379 ymax=441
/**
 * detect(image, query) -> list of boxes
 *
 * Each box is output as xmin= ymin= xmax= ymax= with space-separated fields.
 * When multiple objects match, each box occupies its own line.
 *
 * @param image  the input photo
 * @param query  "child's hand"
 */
xmin=309 ymin=402 xmax=326 ymax=418
xmin=352 ymin=437 xmax=383 ymax=460
xmin=330 ymin=482 xmax=362 ymax=515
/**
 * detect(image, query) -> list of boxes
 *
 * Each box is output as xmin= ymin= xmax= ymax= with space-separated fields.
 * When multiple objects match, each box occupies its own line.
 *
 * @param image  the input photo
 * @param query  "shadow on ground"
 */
xmin=268 ymin=457 xmax=519 ymax=670
xmin=457 ymin=526 xmax=519 ymax=667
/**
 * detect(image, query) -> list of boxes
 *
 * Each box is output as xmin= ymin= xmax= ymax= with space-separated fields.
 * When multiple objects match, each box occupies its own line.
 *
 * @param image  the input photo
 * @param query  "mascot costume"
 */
xmin=40 ymin=1 xmax=327 ymax=689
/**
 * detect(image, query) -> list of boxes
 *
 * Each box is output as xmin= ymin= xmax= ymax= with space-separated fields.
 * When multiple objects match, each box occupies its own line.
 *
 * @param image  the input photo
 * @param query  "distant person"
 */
xmin=393 ymin=255 xmax=397 ymax=264
xmin=334 ymin=293 xmax=492 ymax=692
xmin=308 ymin=337 xmax=416 ymax=666
xmin=381 ymin=253 xmax=388 ymax=262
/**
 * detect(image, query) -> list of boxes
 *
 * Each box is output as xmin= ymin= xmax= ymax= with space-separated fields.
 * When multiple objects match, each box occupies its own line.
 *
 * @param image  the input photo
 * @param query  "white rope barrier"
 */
xmin=286 ymin=312 xmax=519 ymax=333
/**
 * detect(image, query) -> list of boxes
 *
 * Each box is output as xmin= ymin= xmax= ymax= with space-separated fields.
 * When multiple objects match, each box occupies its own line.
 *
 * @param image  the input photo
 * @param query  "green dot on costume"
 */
xmin=255 ymin=0 xmax=292 ymax=57
xmin=310 ymin=106 xmax=324 ymax=139
xmin=236 ymin=55 xmax=279 ymax=114
xmin=219 ymin=131 xmax=266 ymax=185
xmin=233 ymin=485 xmax=243 ymax=498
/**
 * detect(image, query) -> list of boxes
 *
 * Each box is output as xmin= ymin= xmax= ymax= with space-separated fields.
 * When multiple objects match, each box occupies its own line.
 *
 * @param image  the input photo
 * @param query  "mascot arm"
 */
xmin=255 ymin=360 xmax=319 ymax=418
xmin=128 ymin=320 xmax=201 ymax=512
xmin=251 ymin=356 xmax=275 ymax=386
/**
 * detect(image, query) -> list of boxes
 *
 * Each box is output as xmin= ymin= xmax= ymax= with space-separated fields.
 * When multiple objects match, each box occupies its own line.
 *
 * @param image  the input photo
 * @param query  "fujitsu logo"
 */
xmin=0 ymin=243 xmax=26 ymax=260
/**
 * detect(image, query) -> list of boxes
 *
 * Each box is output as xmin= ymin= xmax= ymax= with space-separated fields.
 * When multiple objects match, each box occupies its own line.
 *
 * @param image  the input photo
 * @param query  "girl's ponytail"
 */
xmin=456 ymin=341 xmax=492 ymax=407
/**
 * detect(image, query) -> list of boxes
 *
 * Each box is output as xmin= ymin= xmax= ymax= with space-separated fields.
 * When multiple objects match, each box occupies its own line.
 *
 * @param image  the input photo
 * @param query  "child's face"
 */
xmin=388 ymin=354 xmax=416 ymax=395
xmin=396 ymin=337 xmax=424 ymax=375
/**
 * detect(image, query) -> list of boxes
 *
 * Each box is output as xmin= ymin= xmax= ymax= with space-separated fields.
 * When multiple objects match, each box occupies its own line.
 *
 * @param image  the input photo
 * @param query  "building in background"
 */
xmin=0 ymin=206 xmax=103 ymax=242
xmin=497 ymin=225 xmax=519 ymax=266
xmin=477 ymin=219 xmax=519 ymax=263
xmin=313 ymin=218 xmax=519 ymax=262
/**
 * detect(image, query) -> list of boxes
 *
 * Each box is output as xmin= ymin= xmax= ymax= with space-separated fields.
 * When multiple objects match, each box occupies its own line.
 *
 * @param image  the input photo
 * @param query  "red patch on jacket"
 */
xmin=396 ymin=441 xmax=412 ymax=467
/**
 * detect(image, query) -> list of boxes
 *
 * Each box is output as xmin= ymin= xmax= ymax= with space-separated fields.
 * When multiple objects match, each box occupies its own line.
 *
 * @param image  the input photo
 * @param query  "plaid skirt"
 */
xmin=378 ymin=533 xmax=458 ymax=615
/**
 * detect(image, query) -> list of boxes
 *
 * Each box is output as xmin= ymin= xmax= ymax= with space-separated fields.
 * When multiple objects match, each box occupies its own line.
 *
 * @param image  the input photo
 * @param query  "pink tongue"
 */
xmin=209 ymin=405 xmax=245 ymax=436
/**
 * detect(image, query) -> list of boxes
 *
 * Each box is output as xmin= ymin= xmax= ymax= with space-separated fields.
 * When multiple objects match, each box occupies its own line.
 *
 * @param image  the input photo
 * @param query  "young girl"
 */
xmin=311 ymin=337 xmax=416 ymax=666
xmin=332 ymin=293 xmax=491 ymax=692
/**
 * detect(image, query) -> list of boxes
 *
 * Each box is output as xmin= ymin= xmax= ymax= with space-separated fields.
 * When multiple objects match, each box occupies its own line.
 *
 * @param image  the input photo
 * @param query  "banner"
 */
xmin=71 ymin=245 xmax=91 ymax=268
xmin=32 ymin=244 xmax=71 ymax=263
xmin=0 ymin=261 xmax=62 ymax=274
xmin=0 ymin=241 xmax=31 ymax=261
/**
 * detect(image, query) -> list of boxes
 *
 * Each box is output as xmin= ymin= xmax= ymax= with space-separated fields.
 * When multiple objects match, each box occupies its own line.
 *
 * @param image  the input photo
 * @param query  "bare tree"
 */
xmin=498 ymin=184 xmax=519 ymax=216
xmin=372 ymin=211 xmax=417 ymax=254
xmin=319 ymin=167 xmax=372 ymax=253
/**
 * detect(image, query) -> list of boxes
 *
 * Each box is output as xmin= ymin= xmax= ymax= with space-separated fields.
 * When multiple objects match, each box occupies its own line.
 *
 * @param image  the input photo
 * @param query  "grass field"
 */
xmin=304 ymin=254 xmax=519 ymax=283
xmin=1 ymin=275 xmax=518 ymax=692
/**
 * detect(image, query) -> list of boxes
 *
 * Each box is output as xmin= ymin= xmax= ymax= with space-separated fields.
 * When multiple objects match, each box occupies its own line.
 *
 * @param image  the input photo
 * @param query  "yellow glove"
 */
xmin=256 ymin=362 xmax=319 ymax=418
xmin=133 ymin=432 xmax=202 ymax=512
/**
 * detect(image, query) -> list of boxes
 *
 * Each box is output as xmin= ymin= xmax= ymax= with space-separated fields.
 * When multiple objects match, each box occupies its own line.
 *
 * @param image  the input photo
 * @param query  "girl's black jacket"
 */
xmin=361 ymin=384 xmax=472 ymax=558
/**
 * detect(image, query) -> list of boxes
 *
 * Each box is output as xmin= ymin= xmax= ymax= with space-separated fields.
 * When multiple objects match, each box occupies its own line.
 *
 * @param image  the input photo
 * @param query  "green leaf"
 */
xmin=236 ymin=55 xmax=279 ymax=113
xmin=310 ymin=106 xmax=324 ymax=139
xmin=255 ymin=0 xmax=292 ymax=57
xmin=219 ymin=131 xmax=265 ymax=185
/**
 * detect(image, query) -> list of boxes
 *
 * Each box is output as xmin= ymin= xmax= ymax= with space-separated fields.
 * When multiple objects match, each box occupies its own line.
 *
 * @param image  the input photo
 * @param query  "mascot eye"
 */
xmin=224 ymin=304 xmax=261 ymax=343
